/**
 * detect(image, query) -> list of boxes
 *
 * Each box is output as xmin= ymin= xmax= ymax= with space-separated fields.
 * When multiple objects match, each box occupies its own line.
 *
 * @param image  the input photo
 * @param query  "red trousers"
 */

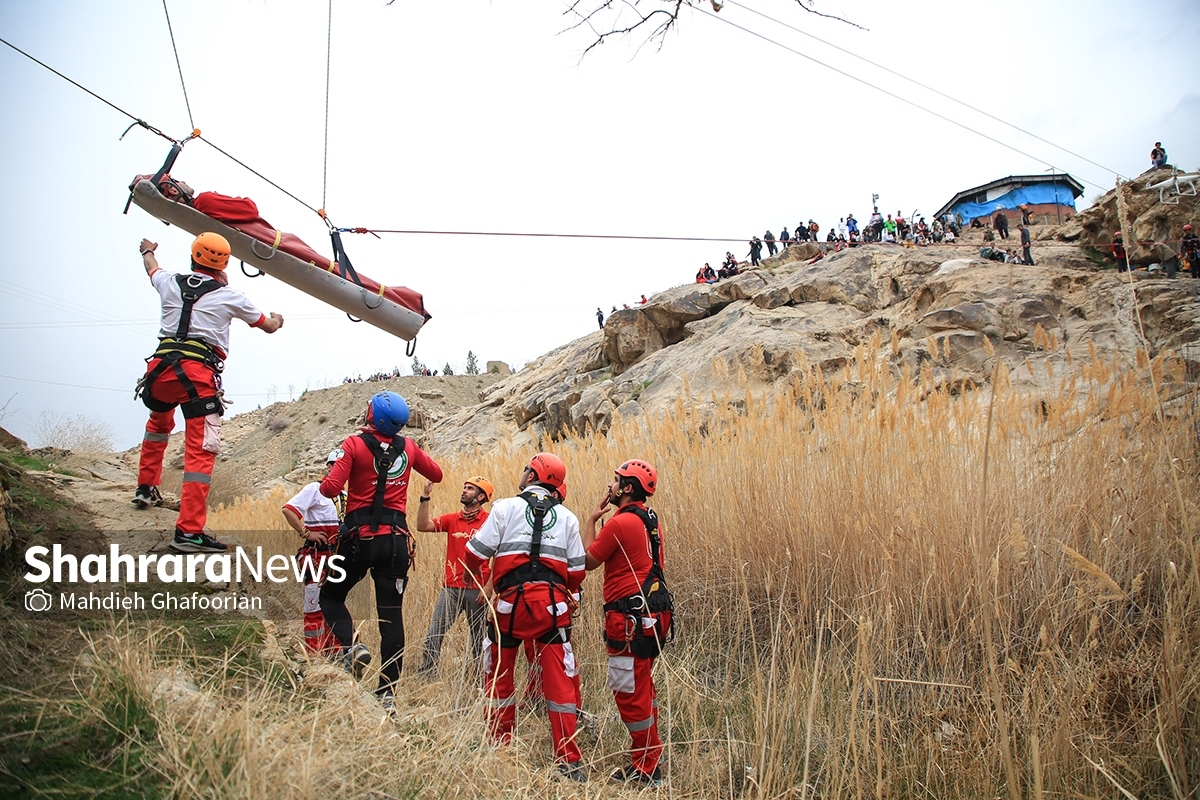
xmin=607 ymin=653 xmax=662 ymax=774
xmin=300 ymin=546 xmax=338 ymax=654
xmin=483 ymin=635 xmax=581 ymax=764
xmin=137 ymin=357 xmax=219 ymax=534
xmin=523 ymin=639 xmax=582 ymax=707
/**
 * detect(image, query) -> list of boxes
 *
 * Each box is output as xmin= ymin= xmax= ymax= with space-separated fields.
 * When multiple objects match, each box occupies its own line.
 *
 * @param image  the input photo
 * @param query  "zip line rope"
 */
xmin=695 ymin=4 xmax=1110 ymax=192
xmin=322 ymin=0 xmax=333 ymax=211
xmin=0 ymin=36 xmax=177 ymax=145
xmin=726 ymin=0 xmax=1124 ymax=182
xmin=161 ymin=0 xmax=195 ymax=131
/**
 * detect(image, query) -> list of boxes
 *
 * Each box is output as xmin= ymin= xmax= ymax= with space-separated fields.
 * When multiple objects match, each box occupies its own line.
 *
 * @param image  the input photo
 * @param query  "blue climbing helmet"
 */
xmin=366 ymin=391 xmax=409 ymax=436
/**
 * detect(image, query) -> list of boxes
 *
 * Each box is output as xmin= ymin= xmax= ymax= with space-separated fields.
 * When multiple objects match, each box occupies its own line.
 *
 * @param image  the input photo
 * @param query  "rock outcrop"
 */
xmin=1052 ymin=166 xmax=1199 ymax=266
xmin=425 ymin=225 xmax=1200 ymax=453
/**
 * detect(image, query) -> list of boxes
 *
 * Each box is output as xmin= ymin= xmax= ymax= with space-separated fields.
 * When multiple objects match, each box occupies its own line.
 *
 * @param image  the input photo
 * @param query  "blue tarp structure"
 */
xmin=951 ymin=183 xmax=1076 ymax=222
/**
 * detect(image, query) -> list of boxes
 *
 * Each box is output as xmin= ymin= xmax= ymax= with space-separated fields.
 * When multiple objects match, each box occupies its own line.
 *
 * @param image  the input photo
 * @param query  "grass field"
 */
xmin=7 ymin=342 xmax=1198 ymax=798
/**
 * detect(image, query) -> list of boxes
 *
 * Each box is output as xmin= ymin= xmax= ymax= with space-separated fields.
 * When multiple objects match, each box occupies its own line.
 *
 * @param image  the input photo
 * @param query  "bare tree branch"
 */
xmin=786 ymin=0 xmax=865 ymax=31
xmin=560 ymin=1 xmax=863 ymax=58
xmin=0 ymin=393 xmax=16 ymax=425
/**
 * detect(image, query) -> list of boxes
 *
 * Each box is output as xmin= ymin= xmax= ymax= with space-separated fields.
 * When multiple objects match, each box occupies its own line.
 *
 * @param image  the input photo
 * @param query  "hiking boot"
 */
xmin=610 ymin=765 xmax=662 ymax=786
xmin=377 ymin=690 xmax=396 ymax=714
xmin=169 ymin=529 xmax=227 ymax=553
xmin=343 ymin=642 xmax=371 ymax=678
xmin=556 ymin=761 xmax=587 ymax=783
xmin=132 ymin=484 xmax=163 ymax=508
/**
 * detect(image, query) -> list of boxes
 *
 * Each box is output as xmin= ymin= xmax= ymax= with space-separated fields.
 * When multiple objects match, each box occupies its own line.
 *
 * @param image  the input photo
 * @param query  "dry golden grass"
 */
xmin=67 ymin=342 xmax=1200 ymax=797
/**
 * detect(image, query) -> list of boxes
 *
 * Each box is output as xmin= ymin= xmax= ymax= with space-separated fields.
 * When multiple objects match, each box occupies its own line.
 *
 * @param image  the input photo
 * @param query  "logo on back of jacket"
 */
xmin=524 ymin=505 xmax=559 ymax=534
xmin=370 ymin=450 xmax=409 ymax=488
xmin=386 ymin=450 xmax=409 ymax=480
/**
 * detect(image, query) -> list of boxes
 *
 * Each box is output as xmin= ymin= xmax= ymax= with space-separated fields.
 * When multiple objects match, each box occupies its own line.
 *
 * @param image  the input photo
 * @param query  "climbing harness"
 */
xmin=492 ymin=492 xmax=573 ymax=647
xmin=134 ymin=273 xmax=227 ymax=419
xmin=603 ymin=505 xmax=675 ymax=658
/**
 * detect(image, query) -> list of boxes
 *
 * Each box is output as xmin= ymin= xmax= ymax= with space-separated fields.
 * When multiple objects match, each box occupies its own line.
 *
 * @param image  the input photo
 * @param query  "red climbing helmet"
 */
xmin=1185 ymin=224 xmax=1194 ymax=231
xmin=526 ymin=453 xmax=566 ymax=490
xmin=615 ymin=459 xmax=657 ymax=496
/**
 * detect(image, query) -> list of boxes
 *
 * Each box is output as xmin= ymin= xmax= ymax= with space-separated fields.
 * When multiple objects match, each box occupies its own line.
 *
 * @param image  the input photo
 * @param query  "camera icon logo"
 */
xmin=25 ymin=588 xmax=53 ymax=612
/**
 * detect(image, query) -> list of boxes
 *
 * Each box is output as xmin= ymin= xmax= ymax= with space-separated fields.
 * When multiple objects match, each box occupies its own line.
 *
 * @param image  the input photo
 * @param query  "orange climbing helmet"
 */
xmin=615 ymin=459 xmax=657 ymax=496
xmin=192 ymin=232 xmax=231 ymax=270
xmin=526 ymin=453 xmax=566 ymax=490
xmin=464 ymin=476 xmax=495 ymax=502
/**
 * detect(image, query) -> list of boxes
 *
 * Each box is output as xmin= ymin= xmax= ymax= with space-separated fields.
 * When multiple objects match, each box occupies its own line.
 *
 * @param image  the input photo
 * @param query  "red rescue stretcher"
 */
xmin=130 ymin=175 xmax=429 ymax=343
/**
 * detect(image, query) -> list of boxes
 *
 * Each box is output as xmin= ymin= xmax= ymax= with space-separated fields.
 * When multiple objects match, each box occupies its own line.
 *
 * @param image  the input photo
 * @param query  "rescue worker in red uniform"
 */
xmin=134 ymin=233 xmax=283 ymax=553
xmin=464 ymin=454 xmax=587 ymax=782
xmin=318 ymin=391 xmax=443 ymax=706
xmin=282 ymin=449 xmax=345 ymax=654
xmin=414 ymin=475 xmax=495 ymax=676
xmin=584 ymin=459 xmax=670 ymax=786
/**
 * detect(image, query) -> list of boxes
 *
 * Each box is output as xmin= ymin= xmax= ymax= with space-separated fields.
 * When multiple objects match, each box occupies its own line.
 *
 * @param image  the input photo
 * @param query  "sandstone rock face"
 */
xmin=1052 ymin=167 xmax=1200 ymax=266
xmin=426 ymin=213 xmax=1200 ymax=451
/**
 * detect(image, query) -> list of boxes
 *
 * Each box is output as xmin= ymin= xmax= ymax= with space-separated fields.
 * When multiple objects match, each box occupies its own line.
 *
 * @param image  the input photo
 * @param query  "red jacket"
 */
xmin=320 ymin=429 xmax=442 ymax=533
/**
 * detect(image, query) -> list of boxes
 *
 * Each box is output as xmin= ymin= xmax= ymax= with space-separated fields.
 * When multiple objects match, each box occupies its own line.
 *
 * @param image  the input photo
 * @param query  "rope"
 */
xmin=0 ymin=36 xmax=177 ymax=144
xmin=162 ymin=0 xmax=195 ymax=130
xmin=364 ymin=229 xmax=760 ymax=243
xmin=726 ymin=0 xmax=1124 ymax=181
xmin=695 ymin=5 xmax=1109 ymax=191
xmin=197 ymin=136 xmax=322 ymax=215
xmin=322 ymin=0 xmax=333 ymax=210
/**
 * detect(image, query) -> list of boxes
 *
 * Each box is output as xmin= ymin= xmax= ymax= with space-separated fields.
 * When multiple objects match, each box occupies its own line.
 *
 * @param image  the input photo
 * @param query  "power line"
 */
xmin=695 ymin=5 xmax=1111 ymax=191
xmin=726 ymin=0 xmax=1124 ymax=181
xmin=0 ymin=372 xmax=285 ymax=398
xmin=0 ymin=373 xmax=128 ymax=394
xmin=161 ymin=0 xmax=195 ymax=131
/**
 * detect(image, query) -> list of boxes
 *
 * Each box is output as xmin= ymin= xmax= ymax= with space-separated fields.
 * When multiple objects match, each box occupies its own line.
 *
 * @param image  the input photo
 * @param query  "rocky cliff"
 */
xmin=426 ymin=201 xmax=1200 ymax=454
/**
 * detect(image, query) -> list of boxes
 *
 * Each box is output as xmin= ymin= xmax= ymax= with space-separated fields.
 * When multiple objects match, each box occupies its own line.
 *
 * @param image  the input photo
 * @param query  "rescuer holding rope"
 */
xmin=318 ymin=391 xmax=443 ymax=708
xmin=133 ymin=233 xmax=283 ymax=553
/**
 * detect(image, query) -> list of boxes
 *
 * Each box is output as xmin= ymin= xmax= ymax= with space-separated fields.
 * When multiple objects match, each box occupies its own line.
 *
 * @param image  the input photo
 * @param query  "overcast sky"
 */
xmin=1 ymin=0 xmax=1196 ymax=450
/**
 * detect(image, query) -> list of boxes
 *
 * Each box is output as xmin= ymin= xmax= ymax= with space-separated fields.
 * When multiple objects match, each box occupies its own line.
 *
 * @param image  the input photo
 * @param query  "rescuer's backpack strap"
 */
xmin=494 ymin=492 xmax=566 ymax=593
xmin=493 ymin=491 xmax=568 ymax=644
xmin=172 ymin=273 xmax=225 ymax=341
xmin=343 ymin=432 xmax=408 ymax=534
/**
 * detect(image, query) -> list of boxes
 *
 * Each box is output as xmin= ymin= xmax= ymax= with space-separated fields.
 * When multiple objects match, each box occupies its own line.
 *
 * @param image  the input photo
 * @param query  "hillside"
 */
xmin=426 ymin=227 xmax=1199 ymax=455
xmin=1 ymin=176 xmax=1197 ymax=798
xmin=117 ymin=174 xmax=1200 ymax=494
